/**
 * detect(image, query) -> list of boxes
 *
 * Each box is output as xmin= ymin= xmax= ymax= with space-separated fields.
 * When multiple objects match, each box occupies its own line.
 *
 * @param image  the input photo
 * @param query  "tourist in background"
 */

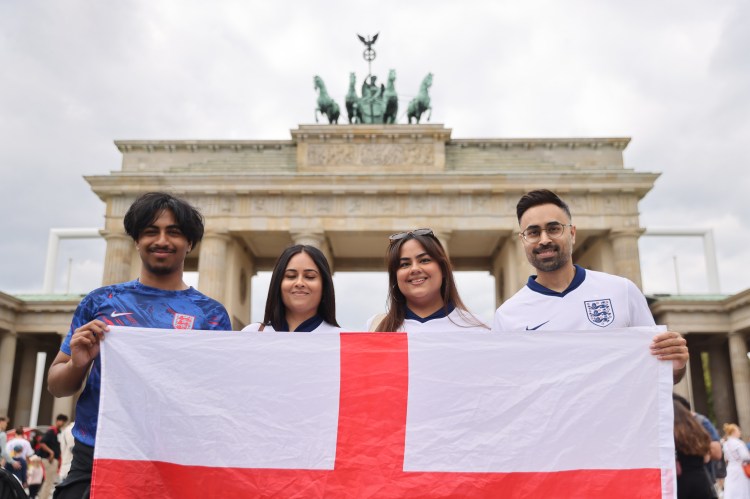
xmin=722 ymin=423 xmax=750 ymax=499
xmin=58 ymin=420 xmax=75 ymax=481
xmin=673 ymin=400 xmax=715 ymax=499
xmin=35 ymin=413 xmax=68 ymax=499
xmin=243 ymin=245 xmax=341 ymax=333
xmin=0 ymin=416 xmax=20 ymax=472
xmin=27 ymin=455 xmax=43 ymax=498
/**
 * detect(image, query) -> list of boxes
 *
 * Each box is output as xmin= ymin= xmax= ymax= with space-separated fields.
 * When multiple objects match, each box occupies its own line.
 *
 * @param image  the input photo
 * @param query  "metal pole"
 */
xmin=66 ymin=257 xmax=73 ymax=294
xmin=673 ymin=255 xmax=681 ymax=294
xmin=703 ymin=229 xmax=720 ymax=294
xmin=643 ymin=229 xmax=721 ymax=294
xmin=42 ymin=228 xmax=102 ymax=293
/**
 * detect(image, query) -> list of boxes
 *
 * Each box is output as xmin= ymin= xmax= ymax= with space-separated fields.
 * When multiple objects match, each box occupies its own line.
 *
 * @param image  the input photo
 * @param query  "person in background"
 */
xmin=242 ymin=245 xmax=341 ymax=333
xmin=722 ymin=424 xmax=750 ymax=499
xmin=0 ymin=416 xmax=20 ymax=472
xmin=673 ymin=400 xmax=715 ymax=499
xmin=36 ymin=413 xmax=68 ymax=499
xmin=27 ymin=455 xmax=44 ymax=499
xmin=673 ymin=394 xmax=723 ymax=491
xmin=3 ymin=444 xmax=27 ymax=489
xmin=370 ymin=228 xmax=487 ymax=332
xmin=57 ymin=420 xmax=75 ymax=481
xmin=5 ymin=426 xmax=34 ymax=460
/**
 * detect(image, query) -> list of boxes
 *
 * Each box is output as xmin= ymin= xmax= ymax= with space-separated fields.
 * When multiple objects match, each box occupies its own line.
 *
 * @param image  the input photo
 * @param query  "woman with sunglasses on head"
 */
xmin=242 ymin=245 xmax=341 ymax=333
xmin=369 ymin=229 xmax=488 ymax=332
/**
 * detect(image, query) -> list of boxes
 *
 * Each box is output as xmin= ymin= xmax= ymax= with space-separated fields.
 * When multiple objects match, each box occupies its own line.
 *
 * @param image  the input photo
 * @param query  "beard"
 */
xmin=529 ymin=243 xmax=571 ymax=273
xmin=142 ymin=260 xmax=180 ymax=276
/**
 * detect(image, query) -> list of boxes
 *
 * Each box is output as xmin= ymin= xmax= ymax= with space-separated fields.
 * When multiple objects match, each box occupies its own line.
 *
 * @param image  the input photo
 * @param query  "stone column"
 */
xmin=52 ymin=396 xmax=76 ymax=421
xmin=709 ymin=343 xmax=737 ymax=427
xmin=491 ymin=235 xmax=530 ymax=307
xmin=101 ymin=231 xmax=134 ymax=285
xmin=291 ymin=232 xmax=333 ymax=271
xmin=688 ymin=347 xmax=709 ymax=415
xmin=0 ymin=331 xmax=17 ymax=415
xmin=197 ymin=232 xmax=231 ymax=304
xmin=609 ymin=229 xmax=645 ymax=289
xmin=728 ymin=332 xmax=750 ymax=431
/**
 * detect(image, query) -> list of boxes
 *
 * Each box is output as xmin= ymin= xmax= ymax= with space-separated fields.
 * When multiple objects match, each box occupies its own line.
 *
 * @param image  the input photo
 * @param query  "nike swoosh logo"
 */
xmin=111 ymin=311 xmax=134 ymax=318
xmin=526 ymin=321 xmax=550 ymax=330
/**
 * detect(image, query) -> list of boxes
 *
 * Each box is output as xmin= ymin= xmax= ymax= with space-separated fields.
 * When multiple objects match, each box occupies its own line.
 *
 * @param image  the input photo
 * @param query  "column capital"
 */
xmin=290 ymin=231 xmax=326 ymax=248
xmin=202 ymin=231 xmax=232 ymax=242
xmin=99 ymin=230 xmax=131 ymax=242
xmin=608 ymin=228 xmax=646 ymax=239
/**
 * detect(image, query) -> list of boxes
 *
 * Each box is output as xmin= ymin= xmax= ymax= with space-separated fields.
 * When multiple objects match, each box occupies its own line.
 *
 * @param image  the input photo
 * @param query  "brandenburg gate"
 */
xmin=88 ymin=124 xmax=655 ymax=329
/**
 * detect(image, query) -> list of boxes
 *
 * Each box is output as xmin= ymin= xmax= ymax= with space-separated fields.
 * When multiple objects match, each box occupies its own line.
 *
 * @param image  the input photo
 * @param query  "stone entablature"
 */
xmin=650 ymin=293 xmax=750 ymax=334
xmin=112 ymin=125 xmax=633 ymax=175
xmin=86 ymin=124 xmax=660 ymax=324
xmin=1 ymin=294 xmax=82 ymax=335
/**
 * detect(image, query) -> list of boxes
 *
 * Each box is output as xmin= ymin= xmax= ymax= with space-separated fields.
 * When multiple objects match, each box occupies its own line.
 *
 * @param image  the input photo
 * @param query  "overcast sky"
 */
xmin=1 ymin=0 xmax=748 ymax=329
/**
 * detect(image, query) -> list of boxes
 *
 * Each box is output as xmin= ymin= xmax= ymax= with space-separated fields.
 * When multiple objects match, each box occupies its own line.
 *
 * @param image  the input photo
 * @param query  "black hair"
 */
xmin=516 ymin=189 xmax=572 ymax=224
xmin=55 ymin=414 xmax=69 ymax=423
xmin=123 ymin=192 xmax=204 ymax=246
xmin=263 ymin=245 xmax=339 ymax=331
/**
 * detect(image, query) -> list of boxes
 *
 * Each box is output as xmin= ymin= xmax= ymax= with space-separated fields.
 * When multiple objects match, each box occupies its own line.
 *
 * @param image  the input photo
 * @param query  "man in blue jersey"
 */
xmin=492 ymin=189 xmax=688 ymax=383
xmin=47 ymin=192 xmax=231 ymax=498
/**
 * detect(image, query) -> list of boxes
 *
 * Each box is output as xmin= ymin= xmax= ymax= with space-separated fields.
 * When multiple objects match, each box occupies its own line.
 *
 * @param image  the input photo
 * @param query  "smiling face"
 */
xmin=519 ymin=203 xmax=576 ymax=274
xmin=136 ymin=209 xmax=191 ymax=280
xmin=280 ymin=251 xmax=323 ymax=321
xmin=396 ymin=239 xmax=444 ymax=315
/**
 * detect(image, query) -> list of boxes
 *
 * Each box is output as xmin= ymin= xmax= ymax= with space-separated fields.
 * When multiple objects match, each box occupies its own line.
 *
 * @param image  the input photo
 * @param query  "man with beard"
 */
xmin=492 ymin=189 xmax=688 ymax=383
xmin=47 ymin=192 xmax=231 ymax=498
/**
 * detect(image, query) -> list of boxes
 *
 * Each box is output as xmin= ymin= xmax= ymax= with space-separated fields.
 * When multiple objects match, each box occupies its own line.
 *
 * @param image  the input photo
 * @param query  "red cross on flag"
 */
xmin=93 ymin=326 xmax=675 ymax=498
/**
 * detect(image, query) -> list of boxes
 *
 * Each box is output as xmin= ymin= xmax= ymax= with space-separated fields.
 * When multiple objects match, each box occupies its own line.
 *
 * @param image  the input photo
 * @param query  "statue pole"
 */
xmin=358 ymin=33 xmax=378 ymax=123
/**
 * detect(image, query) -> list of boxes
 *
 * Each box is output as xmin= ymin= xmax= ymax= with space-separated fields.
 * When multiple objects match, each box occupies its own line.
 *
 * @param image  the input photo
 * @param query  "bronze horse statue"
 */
xmin=345 ymin=72 xmax=362 ymax=124
xmin=407 ymin=73 xmax=433 ymax=124
xmin=383 ymin=69 xmax=398 ymax=124
xmin=314 ymin=75 xmax=340 ymax=124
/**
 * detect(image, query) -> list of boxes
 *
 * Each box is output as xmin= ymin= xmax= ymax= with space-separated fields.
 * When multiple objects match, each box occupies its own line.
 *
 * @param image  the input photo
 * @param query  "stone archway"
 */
xmin=87 ymin=124 xmax=657 ymax=328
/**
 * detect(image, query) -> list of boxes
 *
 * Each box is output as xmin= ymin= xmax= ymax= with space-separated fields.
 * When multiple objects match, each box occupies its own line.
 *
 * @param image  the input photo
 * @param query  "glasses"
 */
xmin=389 ymin=228 xmax=434 ymax=242
xmin=519 ymin=223 xmax=572 ymax=243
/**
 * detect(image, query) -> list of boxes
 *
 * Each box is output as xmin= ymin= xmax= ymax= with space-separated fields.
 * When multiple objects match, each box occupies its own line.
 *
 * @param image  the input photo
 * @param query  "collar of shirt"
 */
xmin=281 ymin=315 xmax=324 ymax=332
xmin=527 ymin=265 xmax=586 ymax=297
xmin=405 ymin=303 xmax=456 ymax=323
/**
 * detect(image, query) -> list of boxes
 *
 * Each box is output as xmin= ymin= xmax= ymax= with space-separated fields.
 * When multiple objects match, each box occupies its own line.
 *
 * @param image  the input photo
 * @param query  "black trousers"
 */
xmin=53 ymin=439 xmax=93 ymax=499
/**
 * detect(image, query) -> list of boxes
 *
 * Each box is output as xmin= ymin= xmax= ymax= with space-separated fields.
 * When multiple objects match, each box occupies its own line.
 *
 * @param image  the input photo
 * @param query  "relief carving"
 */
xmin=308 ymin=144 xmax=356 ymax=166
xmin=307 ymin=143 xmax=434 ymax=167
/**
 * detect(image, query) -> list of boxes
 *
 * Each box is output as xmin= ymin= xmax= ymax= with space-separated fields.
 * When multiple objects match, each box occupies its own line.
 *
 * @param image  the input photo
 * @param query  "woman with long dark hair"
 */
xmin=369 ymin=229 xmax=487 ymax=332
xmin=242 ymin=245 xmax=341 ymax=333
xmin=674 ymin=400 xmax=716 ymax=499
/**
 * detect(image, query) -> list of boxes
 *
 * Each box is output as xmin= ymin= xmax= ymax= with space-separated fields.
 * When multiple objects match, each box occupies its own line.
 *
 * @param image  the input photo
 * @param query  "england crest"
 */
xmin=584 ymin=299 xmax=614 ymax=327
xmin=173 ymin=313 xmax=195 ymax=330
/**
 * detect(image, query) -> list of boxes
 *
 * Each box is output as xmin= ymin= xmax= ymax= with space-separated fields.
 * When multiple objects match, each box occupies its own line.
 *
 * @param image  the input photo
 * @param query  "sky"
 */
xmin=1 ymin=0 xmax=748 ymax=329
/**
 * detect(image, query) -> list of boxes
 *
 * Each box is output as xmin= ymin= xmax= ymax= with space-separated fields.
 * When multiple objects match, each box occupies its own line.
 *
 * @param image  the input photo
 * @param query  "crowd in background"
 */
xmin=673 ymin=394 xmax=750 ymax=498
xmin=1 ymin=415 xmax=74 ymax=498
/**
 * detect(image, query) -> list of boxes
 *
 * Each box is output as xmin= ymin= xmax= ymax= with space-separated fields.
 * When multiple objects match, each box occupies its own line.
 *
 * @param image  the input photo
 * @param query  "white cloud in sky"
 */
xmin=1 ymin=0 xmax=748 ymax=328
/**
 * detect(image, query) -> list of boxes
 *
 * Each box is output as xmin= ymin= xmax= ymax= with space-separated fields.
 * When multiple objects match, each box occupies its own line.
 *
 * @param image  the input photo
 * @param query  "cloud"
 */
xmin=1 ymin=0 xmax=748 ymax=330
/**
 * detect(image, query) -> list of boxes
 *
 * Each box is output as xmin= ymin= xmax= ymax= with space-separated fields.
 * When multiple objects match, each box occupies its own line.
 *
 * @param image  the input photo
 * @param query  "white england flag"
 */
xmin=93 ymin=326 xmax=675 ymax=498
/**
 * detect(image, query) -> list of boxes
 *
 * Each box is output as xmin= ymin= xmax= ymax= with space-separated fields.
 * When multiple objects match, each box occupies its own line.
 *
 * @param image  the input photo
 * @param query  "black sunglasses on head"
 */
xmin=388 ymin=228 xmax=434 ymax=242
